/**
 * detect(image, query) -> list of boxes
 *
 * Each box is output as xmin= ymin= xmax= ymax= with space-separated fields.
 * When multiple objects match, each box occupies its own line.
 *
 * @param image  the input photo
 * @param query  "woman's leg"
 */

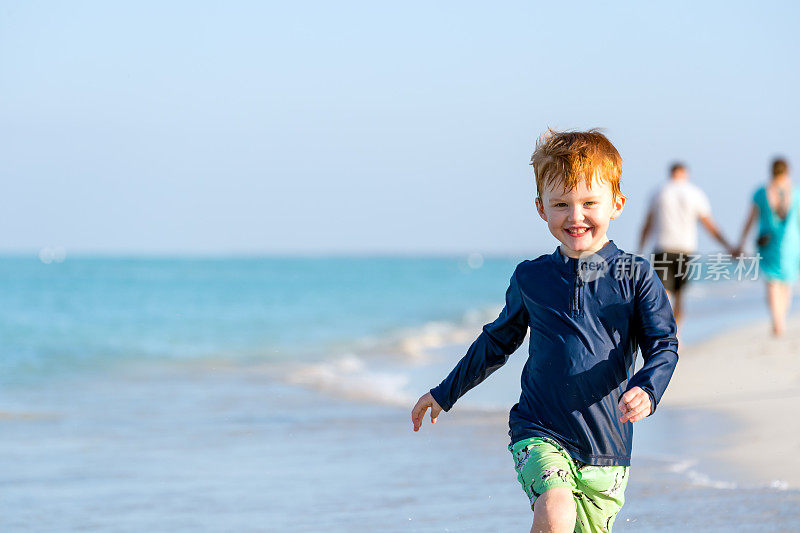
xmin=780 ymin=282 xmax=793 ymax=332
xmin=766 ymin=281 xmax=788 ymax=336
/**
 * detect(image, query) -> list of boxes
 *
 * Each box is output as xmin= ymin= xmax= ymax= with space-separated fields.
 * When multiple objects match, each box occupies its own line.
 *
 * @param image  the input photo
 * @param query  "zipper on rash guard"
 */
xmin=572 ymin=268 xmax=583 ymax=317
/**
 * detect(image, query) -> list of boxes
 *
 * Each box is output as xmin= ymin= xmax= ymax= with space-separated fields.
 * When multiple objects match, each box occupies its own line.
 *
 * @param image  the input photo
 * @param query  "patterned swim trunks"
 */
xmin=508 ymin=437 xmax=628 ymax=533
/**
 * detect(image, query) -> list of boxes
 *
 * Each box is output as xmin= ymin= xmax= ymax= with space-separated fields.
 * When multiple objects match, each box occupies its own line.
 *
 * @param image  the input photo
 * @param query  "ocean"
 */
xmin=1 ymin=253 xmax=798 ymax=531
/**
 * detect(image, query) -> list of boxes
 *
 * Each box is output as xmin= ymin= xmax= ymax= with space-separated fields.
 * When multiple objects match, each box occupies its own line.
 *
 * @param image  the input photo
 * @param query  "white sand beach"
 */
xmin=662 ymin=316 xmax=800 ymax=487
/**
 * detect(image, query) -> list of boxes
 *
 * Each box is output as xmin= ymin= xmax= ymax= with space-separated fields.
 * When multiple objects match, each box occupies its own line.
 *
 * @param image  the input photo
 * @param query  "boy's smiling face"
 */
xmin=535 ymin=176 xmax=626 ymax=259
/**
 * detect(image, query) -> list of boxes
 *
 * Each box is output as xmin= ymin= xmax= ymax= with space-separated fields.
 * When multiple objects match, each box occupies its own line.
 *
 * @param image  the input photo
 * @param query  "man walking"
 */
xmin=639 ymin=162 xmax=733 ymax=329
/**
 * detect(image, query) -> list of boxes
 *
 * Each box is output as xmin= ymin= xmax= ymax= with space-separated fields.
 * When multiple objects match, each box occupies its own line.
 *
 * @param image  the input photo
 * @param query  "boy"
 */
xmin=411 ymin=129 xmax=678 ymax=533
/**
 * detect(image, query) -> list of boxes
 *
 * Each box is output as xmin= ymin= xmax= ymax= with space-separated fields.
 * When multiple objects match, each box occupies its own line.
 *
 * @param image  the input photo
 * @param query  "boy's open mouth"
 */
xmin=565 ymin=227 xmax=592 ymax=237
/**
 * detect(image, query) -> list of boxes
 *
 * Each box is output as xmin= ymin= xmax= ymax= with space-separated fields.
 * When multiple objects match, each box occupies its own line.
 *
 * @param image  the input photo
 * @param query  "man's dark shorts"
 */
xmin=652 ymin=250 xmax=690 ymax=293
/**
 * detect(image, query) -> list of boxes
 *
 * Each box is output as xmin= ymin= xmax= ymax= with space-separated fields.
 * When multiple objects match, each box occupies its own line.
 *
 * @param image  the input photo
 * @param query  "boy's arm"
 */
xmin=626 ymin=259 xmax=679 ymax=416
xmin=429 ymin=265 xmax=530 ymax=412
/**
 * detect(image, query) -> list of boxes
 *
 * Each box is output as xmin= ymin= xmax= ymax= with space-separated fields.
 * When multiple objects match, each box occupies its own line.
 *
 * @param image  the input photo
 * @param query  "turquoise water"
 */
xmin=0 ymin=255 xmax=521 ymax=382
xmin=0 ymin=253 xmax=786 ymax=384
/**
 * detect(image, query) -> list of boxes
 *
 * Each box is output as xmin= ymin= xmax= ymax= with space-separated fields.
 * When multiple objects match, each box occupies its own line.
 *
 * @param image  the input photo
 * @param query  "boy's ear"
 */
xmin=535 ymin=197 xmax=547 ymax=221
xmin=610 ymin=194 xmax=626 ymax=219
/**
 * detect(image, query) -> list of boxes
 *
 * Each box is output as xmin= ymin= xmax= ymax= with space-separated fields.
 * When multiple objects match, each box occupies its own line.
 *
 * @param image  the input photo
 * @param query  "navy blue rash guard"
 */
xmin=430 ymin=240 xmax=678 ymax=467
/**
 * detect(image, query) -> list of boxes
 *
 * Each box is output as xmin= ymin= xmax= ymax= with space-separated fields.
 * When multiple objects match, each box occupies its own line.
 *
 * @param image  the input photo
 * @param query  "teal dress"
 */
xmin=753 ymin=186 xmax=800 ymax=282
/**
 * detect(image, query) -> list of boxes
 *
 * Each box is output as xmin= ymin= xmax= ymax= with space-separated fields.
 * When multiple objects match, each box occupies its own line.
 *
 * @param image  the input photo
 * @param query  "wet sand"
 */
xmin=1 ymin=317 xmax=799 ymax=531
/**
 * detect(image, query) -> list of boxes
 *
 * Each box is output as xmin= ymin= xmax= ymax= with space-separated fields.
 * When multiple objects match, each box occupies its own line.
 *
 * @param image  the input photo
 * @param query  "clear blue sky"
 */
xmin=1 ymin=1 xmax=798 ymax=255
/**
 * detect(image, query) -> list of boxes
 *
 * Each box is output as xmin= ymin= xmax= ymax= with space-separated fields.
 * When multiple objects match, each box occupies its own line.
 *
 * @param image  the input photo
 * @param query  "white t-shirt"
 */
xmin=648 ymin=180 xmax=711 ymax=253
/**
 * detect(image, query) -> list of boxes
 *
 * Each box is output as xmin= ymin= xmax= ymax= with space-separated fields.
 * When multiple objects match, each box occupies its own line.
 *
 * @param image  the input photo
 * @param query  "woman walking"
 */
xmin=737 ymin=158 xmax=800 ymax=336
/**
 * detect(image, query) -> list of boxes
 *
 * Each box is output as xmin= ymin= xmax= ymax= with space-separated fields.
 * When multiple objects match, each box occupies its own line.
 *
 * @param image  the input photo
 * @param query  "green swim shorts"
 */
xmin=508 ymin=437 xmax=629 ymax=533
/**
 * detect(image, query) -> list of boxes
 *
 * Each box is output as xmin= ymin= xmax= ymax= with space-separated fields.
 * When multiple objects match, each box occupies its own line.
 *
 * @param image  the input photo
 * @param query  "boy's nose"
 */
xmin=567 ymin=206 xmax=585 ymax=222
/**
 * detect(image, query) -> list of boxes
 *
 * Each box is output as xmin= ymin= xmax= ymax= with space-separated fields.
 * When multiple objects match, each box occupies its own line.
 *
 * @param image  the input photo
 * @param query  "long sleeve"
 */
xmin=627 ymin=259 xmax=679 ymax=415
xmin=429 ymin=265 xmax=530 ymax=412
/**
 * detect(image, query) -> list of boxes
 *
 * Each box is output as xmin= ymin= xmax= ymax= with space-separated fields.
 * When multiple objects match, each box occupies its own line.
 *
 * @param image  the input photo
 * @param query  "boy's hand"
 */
xmin=618 ymin=387 xmax=651 ymax=423
xmin=411 ymin=392 xmax=443 ymax=432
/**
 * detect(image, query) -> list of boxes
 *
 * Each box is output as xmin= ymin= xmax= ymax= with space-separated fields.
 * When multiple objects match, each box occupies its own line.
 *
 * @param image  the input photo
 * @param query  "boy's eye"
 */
xmin=584 ymin=201 xmax=597 ymax=206
xmin=554 ymin=203 xmax=567 ymax=207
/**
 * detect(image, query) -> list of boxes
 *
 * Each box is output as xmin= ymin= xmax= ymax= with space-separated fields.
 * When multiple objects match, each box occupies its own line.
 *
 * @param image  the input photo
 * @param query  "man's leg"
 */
xmin=664 ymin=288 xmax=683 ymax=344
xmin=531 ymin=487 xmax=576 ymax=533
xmin=670 ymin=289 xmax=683 ymax=330
xmin=670 ymin=254 xmax=689 ymax=333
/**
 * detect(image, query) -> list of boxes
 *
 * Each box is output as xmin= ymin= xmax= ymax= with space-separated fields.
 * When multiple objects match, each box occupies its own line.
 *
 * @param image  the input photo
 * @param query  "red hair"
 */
xmin=530 ymin=128 xmax=623 ymax=199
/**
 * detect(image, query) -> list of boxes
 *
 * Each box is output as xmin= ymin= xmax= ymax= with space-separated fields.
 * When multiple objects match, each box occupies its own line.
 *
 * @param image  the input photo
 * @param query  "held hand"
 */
xmin=411 ymin=392 xmax=443 ymax=432
xmin=618 ymin=386 xmax=651 ymax=424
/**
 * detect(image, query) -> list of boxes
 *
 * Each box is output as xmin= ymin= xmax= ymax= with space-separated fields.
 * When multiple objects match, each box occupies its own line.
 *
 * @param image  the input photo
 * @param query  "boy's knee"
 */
xmin=531 ymin=487 xmax=576 ymax=533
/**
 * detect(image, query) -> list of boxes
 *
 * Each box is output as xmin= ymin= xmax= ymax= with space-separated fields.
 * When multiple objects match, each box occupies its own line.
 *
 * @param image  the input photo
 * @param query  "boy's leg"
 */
xmin=573 ymin=465 xmax=629 ymax=532
xmin=531 ymin=487 xmax=575 ymax=533
xmin=509 ymin=438 xmax=577 ymax=533
xmin=509 ymin=438 xmax=628 ymax=533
